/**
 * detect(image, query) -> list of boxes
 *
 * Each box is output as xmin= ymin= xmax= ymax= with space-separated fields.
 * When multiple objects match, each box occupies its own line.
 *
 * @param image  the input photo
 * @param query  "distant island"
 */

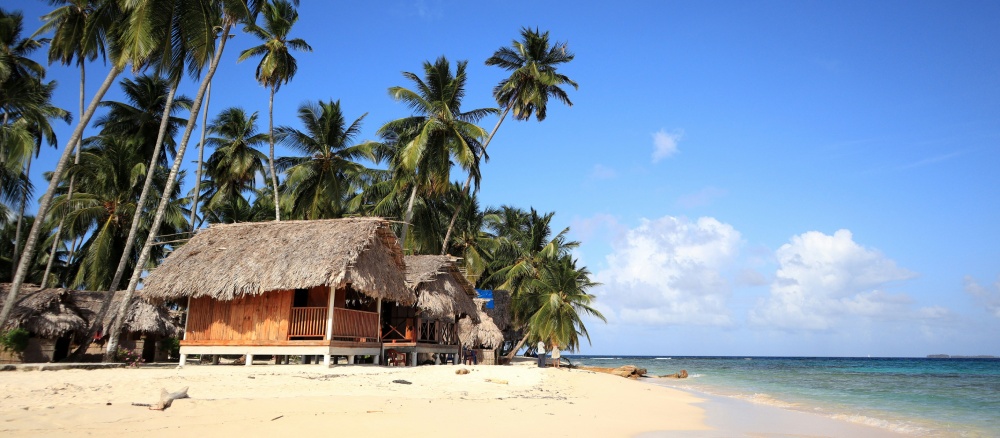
xmin=927 ymin=354 xmax=997 ymax=359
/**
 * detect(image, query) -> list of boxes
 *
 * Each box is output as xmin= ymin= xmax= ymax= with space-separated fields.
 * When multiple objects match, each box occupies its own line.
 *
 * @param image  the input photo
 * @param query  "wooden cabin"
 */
xmin=382 ymin=255 xmax=479 ymax=366
xmin=140 ymin=218 xmax=414 ymax=366
xmin=0 ymin=284 xmax=177 ymax=363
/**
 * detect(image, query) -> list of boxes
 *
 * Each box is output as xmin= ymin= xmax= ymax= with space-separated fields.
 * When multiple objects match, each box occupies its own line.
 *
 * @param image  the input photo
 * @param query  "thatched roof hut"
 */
xmin=483 ymin=289 xmax=511 ymax=331
xmin=405 ymin=255 xmax=479 ymax=322
xmin=0 ymin=284 xmax=86 ymax=338
xmin=458 ymin=298 xmax=505 ymax=349
xmin=72 ymin=291 xmax=178 ymax=337
xmin=140 ymin=218 xmax=414 ymax=305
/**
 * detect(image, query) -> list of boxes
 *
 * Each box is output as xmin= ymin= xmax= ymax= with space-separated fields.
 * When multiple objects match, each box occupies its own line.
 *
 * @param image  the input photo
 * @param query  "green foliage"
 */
xmin=0 ymin=328 xmax=30 ymax=354
xmin=158 ymin=337 xmax=180 ymax=358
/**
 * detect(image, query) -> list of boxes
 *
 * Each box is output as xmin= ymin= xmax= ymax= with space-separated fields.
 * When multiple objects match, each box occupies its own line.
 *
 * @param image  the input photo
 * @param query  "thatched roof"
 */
xmin=406 ymin=255 xmax=479 ymax=322
xmin=0 ymin=284 xmax=178 ymax=338
xmin=457 ymin=298 xmax=504 ymax=349
xmin=141 ymin=218 xmax=414 ymax=305
xmin=483 ymin=289 xmax=511 ymax=331
xmin=72 ymin=291 xmax=178 ymax=337
xmin=0 ymin=284 xmax=86 ymax=338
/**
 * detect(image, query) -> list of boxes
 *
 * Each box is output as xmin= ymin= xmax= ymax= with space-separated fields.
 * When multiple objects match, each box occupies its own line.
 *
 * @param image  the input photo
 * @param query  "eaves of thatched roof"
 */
xmin=405 ymin=255 xmax=479 ymax=322
xmin=140 ymin=218 xmax=414 ymax=305
xmin=1 ymin=284 xmax=178 ymax=338
xmin=72 ymin=291 xmax=178 ymax=337
xmin=457 ymin=298 xmax=504 ymax=349
xmin=0 ymin=284 xmax=86 ymax=338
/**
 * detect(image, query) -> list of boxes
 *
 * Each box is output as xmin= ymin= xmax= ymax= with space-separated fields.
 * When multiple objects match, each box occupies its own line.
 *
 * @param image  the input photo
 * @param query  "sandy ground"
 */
xmin=0 ymin=359 xmax=707 ymax=437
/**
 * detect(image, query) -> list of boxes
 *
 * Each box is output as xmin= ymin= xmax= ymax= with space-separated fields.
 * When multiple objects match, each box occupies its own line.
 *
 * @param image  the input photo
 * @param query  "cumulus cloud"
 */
xmin=964 ymin=276 xmax=1000 ymax=318
xmin=593 ymin=216 xmax=741 ymax=326
xmin=749 ymin=230 xmax=917 ymax=331
xmin=652 ymin=129 xmax=683 ymax=163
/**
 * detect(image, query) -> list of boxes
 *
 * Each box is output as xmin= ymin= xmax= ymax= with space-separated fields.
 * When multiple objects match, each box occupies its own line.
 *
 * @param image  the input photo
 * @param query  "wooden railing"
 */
xmin=289 ymin=307 xmax=327 ymax=338
xmin=332 ymin=308 xmax=379 ymax=340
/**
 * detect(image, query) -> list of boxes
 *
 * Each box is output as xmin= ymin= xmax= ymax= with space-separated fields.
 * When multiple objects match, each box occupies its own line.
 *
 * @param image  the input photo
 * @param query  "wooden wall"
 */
xmin=186 ymin=291 xmax=293 ymax=342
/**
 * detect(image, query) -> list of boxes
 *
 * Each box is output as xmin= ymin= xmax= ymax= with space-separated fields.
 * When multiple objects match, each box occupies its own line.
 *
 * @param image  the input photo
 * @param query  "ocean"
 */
xmin=567 ymin=356 xmax=1000 ymax=437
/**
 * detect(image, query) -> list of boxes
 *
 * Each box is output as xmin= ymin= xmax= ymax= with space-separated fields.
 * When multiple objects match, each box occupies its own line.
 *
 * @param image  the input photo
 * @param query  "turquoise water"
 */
xmin=568 ymin=356 xmax=1000 ymax=437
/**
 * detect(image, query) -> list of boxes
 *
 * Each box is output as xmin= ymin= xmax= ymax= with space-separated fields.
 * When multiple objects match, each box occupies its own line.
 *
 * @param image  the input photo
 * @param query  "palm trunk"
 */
xmin=189 ymin=82 xmax=211 ymax=230
xmin=440 ymin=106 xmax=511 ymax=255
xmin=0 ymin=65 xmax=122 ymax=330
xmin=11 ymin=155 xmax=31 ymax=279
xmin=42 ymin=63 xmax=86 ymax=288
xmin=398 ymin=184 xmax=418 ymax=251
xmin=70 ymin=84 xmax=180 ymax=359
xmin=268 ymin=84 xmax=280 ymax=221
xmin=105 ymin=24 xmax=232 ymax=360
xmin=504 ymin=329 xmax=530 ymax=363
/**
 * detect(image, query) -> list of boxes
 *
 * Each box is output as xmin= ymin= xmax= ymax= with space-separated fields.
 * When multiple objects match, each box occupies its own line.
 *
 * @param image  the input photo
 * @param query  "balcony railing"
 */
xmin=332 ymin=308 xmax=379 ymax=341
xmin=289 ymin=307 xmax=327 ymax=338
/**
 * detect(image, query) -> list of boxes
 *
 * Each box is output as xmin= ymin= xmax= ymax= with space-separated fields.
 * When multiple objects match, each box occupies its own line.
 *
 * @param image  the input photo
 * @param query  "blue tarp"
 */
xmin=476 ymin=289 xmax=494 ymax=309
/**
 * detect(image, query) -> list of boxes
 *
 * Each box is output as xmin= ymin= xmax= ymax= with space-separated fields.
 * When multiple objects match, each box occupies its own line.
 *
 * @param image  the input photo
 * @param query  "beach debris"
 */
xmin=152 ymin=387 xmax=189 ymax=410
xmin=485 ymin=378 xmax=508 ymax=385
xmin=456 ymin=368 xmax=470 ymax=375
xmin=392 ymin=379 xmax=412 ymax=385
xmin=660 ymin=369 xmax=689 ymax=379
xmin=271 ymin=415 xmax=283 ymax=421
xmin=611 ymin=365 xmax=647 ymax=379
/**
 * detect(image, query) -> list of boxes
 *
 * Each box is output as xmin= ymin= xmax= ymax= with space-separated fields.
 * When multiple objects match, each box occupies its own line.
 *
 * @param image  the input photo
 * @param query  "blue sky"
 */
xmin=18 ymin=1 xmax=1000 ymax=357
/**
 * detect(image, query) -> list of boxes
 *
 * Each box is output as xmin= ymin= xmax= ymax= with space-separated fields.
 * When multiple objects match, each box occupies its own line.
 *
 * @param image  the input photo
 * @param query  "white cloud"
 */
xmin=964 ymin=276 xmax=1000 ymax=318
xmin=589 ymin=164 xmax=617 ymax=180
xmin=652 ymin=129 xmax=683 ymax=163
xmin=749 ymin=230 xmax=917 ymax=331
xmin=593 ymin=216 xmax=741 ymax=326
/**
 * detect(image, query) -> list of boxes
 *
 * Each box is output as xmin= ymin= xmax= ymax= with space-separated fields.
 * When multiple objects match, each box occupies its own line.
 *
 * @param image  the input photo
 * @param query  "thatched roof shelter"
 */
xmin=0 ymin=284 xmax=86 ymax=338
xmin=458 ymin=298 xmax=505 ymax=349
xmin=141 ymin=218 xmax=414 ymax=305
xmin=483 ymin=289 xmax=511 ymax=331
xmin=405 ymin=255 xmax=479 ymax=322
xmin=73 ymin=291 xmax=178 ymax=337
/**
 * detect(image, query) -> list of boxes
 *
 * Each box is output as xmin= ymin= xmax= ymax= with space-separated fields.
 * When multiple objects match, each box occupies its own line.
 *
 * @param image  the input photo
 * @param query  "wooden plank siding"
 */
xmin=185 ymin=291 xmax=293 ymax=342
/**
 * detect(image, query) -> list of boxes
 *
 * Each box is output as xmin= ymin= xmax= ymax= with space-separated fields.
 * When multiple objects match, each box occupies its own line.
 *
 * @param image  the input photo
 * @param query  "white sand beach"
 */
xmin=0 ymin=359 xmax=906 ymax=437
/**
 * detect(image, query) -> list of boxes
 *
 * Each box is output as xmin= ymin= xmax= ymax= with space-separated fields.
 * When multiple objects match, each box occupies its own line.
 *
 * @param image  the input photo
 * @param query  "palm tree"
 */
xmin=200 ymin=106 xmax=267 ymax=216
xmin=237 ymin=0 xmax=311 ymax=221
xmin=521 ymin=255 xmax=604 ymax=353
xmin=105 ymin=0 xmax=268 ymax=359
xmin=33 ymin=0 xmax=104 ymax=288
xmin=1 ymin=0 xmax=168 ymax=329
xmin=440 ymin=27 xmax=578 ymax=254
xmin=378 ymin=56 xmax=495 ymax=249
xmin=0 ymin=9 xmax=46 ymax=85
xmin=92 ymin=75 xmax=192 ymax=164
xmin=276 ymin=100 xmax=376 ymax=220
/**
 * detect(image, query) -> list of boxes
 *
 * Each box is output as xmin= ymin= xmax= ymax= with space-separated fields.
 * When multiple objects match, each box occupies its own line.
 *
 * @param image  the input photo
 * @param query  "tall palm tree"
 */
xmin=276 ymin=100 xmax=376 ymax=220
xmin=200 ymin=106 xmax=267 ymax=216
xmin=106 ymin=0 xmax=268 ymax=359
xmin=0 ymin=9 xmax=46 ymax=85
xmin=1 ymin=0 xmax=167 ymax=328
xmin=440 ymin=28 xmax=578 ymax=254
xmin=237 ymin=0 xmax=311 ymax=221
xmin=92 ymin=75 xmax=192 ymax=164
xmin=33 ymin=0 xmax=104 ymax=288
xmin=521 ymin=255 xmax=604 ymax=353
xmin=378 ymin=56 xmax=495 ymax=250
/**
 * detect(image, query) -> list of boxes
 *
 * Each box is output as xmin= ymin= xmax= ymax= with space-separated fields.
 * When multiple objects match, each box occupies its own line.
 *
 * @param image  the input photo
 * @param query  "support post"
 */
xmin=323 ymin=354 xmax=331 ymax=366
xmin=178 ymin=354 xmax=186 ymax=368
xmin=245 ymin=354 xmax=253 ymax=366
xmin=325 ymin=286 xmax=335 ymax=341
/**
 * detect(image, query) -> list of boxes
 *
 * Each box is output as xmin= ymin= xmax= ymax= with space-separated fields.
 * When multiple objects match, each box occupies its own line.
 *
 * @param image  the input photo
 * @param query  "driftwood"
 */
xmin=660 ymin=369 xmax=689 ymax=379
xmin=152 ymin=387 xmax=189 ymax=410
xmin=484 ymin=378 xmax=508 ymax=385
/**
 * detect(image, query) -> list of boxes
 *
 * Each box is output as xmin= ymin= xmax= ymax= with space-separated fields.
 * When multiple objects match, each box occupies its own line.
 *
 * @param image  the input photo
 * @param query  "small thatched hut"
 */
xmin=458 ymin=298 xmax=505 ymax=365
xmin=0 ymin=284 xmax=176 ymax=363
xmin=140 ymin=218 xmax=415 ymax=366
xmin=73 ymin=291 xmax=179 ymax=362
xmin=382 ymin=255 xmax=479 ymax=365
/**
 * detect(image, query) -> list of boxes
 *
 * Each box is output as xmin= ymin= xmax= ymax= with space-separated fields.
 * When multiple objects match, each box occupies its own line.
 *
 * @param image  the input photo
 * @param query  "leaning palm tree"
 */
xmin=200 ymin=106 xmax=268 ymax=215
xmin=378 ymin=56 xmax=495 ymax=249
xmin=105 ymin=0 xmax=269 ymax=359
xmin=522 ymin=255 xmax=605 ymax=353
xmin=276 ymin=100 xmax=377 ymax=220
xmin=440 ymin=27 xmax=578 ymax=254
xmin=1 ymin=0 xmax=171 ymax=328
xmin=237 ymin=0 xmax=311 ymax=221
xmin=33 ymin=0 xmax=104 ymax=288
